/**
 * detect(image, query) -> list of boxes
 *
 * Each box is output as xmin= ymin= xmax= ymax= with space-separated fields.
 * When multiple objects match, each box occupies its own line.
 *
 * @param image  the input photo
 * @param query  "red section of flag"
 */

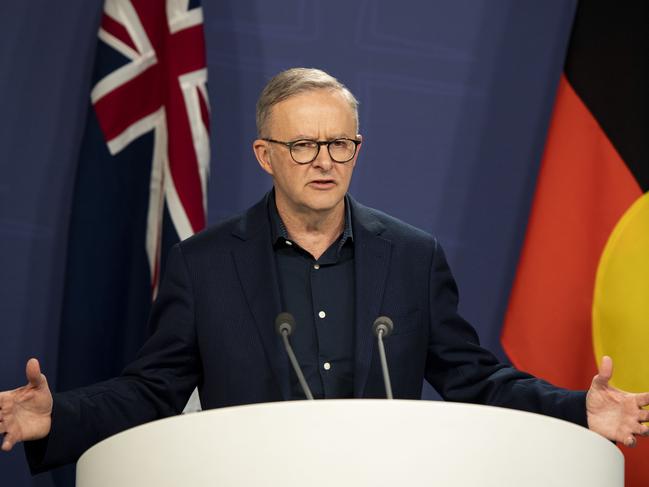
xmin=94 ymin=66 xmax=163 ymax=139
xmin=101 ymin=14 xmax=137 ymax=52
xmin=94 ymin=0 xmax=207 ymax=235
xmin=501 ymin=75 xmax=641 ymax=389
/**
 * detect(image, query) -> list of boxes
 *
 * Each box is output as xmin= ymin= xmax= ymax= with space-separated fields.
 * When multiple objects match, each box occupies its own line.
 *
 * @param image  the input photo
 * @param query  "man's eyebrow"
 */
xmin=288 ymin=134 xmax=354 ymax=140
xmin=288 ymin=134 xmax=315 ymax=140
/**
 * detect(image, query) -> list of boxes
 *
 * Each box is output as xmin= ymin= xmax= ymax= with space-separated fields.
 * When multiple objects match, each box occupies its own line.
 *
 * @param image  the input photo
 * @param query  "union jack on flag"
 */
xmin=57 ymin=0 xmax=210 ymax=408
xmin=92 ymin=0 xmax=210 ymax=295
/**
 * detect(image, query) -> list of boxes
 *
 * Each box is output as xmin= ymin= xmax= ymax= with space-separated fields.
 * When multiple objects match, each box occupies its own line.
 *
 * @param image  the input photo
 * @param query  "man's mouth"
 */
xmin=309 ymin=179 xmax=336 ymax=189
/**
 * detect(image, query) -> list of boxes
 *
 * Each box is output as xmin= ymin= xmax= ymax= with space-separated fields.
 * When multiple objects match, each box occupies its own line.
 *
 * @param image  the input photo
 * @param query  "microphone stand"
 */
xmin=276 ymin=312 xmax=314 ymax=400
xmin=373 ymin=316 xmax=394 ymax=399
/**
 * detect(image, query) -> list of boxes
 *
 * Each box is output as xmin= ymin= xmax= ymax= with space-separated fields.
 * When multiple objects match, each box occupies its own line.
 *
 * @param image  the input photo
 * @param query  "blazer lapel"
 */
xmin=231 ymin=196 xmax=290 ymax=400
xmin=350 ymin=199 xmax=392 ymax=397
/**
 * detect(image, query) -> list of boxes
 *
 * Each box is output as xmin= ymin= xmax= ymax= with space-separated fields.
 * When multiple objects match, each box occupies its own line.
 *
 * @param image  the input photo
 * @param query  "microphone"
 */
xmin=372 ymin=316 xmax=394 ymax=399
xmin=275 ymin=312 xmax=314 ymax=400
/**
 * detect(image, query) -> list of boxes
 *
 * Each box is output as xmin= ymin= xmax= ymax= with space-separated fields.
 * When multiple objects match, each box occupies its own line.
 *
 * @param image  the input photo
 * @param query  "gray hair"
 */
xmin=256 ymin=67 xmax=359 ymax=137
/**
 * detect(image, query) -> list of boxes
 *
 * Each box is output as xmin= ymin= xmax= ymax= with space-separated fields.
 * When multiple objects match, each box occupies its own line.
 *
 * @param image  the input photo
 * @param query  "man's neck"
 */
xmin=275 ymin=199 xmax=345 ymax=260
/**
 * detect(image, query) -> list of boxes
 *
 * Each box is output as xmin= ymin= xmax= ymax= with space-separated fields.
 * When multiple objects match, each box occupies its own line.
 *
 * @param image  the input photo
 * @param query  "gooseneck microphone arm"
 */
xmin=275 ymin=312 xmax=314 ymax=400
xmin=281 ymin=332 xmax=314 ymax=401
xmin=372 ymin=316 xmax=394 ymax=399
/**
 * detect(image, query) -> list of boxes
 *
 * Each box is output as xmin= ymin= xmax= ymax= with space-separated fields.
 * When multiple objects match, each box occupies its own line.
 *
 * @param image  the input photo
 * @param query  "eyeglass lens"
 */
xmin=291 ymin=139 xmax=356 ymax=163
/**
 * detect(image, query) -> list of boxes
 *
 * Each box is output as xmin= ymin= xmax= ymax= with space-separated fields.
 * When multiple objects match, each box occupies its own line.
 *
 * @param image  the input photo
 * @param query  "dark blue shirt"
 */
xmin=269 ymin=194 xmax=355 ymax=399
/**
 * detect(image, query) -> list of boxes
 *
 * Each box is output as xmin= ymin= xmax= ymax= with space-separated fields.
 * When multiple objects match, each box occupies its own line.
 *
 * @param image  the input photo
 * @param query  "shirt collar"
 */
xmin=268 ymin=189 xmax=354 ymax=248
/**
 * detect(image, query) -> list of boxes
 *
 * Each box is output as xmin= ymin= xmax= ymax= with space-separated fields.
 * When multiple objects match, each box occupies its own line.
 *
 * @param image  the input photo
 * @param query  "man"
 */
xmin=1 ymin=68 xmax=648 ymax=472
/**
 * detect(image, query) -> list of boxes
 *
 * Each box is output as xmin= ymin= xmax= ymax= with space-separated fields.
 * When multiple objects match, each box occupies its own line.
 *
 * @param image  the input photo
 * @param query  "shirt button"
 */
xmin=323 ymin=362 xmax=331 ymax=371
xmin=313 ymin=264 xmax=320 ymax=270
xmin=318 ymin=310 xmax=326 ymax=319
xmin=285 ymin=240 xmax=292 ymax=246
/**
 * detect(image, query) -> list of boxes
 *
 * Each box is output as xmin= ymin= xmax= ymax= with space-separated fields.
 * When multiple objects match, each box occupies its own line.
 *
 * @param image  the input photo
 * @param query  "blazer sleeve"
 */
xmin=25 ymin=244 xmax=201 ymax=473
xmin=424 ymin=240 xmax=588 ymax=426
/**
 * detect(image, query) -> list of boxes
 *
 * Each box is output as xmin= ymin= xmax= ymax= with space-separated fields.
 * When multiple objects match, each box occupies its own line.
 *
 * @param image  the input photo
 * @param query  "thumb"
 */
xmin=594 ymin=355 xmax=613 ymax=387
xmin=25 ymin=358 xmax=44 ymax=388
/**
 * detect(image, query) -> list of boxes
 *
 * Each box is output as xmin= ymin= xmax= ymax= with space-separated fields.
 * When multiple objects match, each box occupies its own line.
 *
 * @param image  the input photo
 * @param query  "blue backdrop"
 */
xmin=0 ymin=1 xmax=575 ymax=484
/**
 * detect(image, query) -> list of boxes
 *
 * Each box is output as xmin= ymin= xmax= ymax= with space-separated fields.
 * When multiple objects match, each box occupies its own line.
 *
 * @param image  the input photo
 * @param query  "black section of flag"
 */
xmin=564 ymin=2 xmax=648 ymax=190
xmin=57 ymin=105 xmax=154 ymax=391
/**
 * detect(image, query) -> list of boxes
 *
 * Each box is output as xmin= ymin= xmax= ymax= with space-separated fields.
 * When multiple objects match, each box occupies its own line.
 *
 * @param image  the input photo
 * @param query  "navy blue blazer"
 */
xmin=27 ymin=193 xmax=586 ymax=472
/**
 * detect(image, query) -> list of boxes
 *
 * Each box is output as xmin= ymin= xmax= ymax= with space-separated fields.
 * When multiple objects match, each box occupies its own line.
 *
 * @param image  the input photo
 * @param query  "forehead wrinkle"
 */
xmin=267 ymin=91 xmax=356 ymax=139
xmin=289 ymin=133 xmax=355 ymax=141
xmin=272 ymin=118 xmax=356 ymax=140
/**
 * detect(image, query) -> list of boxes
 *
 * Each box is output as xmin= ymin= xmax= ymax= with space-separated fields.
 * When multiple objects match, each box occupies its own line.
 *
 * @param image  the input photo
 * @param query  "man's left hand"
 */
xmin=586 ymin=356 xmax=649 ymax=447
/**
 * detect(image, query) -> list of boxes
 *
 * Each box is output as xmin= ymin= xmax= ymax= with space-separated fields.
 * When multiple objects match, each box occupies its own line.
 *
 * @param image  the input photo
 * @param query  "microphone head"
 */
xmin=372 ymin=316 xmax=394 ymax=337
xmin=275 ymin=312 xmax=296 ymax=336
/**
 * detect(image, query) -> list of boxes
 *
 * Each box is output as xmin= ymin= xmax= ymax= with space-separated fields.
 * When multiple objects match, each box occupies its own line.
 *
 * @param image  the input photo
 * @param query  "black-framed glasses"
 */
xmin=262 ymin=137 xmax=361 ymax=164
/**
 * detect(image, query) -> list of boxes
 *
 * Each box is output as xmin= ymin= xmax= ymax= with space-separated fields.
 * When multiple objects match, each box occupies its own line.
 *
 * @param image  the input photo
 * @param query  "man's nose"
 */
xmin=311 ymin=144 xmax=334 ymax=171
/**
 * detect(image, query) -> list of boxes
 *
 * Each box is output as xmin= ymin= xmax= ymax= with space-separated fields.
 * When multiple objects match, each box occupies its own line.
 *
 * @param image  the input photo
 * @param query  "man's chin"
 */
xmin=307 ymin=192 xmax=345 ymax=209
xmin=276 ymin=187 xmax=347 ymax=217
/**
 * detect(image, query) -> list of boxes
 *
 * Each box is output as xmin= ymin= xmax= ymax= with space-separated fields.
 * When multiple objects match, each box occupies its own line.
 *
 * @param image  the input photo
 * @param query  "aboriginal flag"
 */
xmin=501 ymin=3 xmax=648 ymax=484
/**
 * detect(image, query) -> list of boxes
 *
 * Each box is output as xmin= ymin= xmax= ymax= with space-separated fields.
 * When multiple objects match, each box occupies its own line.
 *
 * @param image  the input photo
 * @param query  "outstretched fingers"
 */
xmin=619 ymin=395 xmax=649 ymax=446
xmin=593 ymin=356 xmax=613 ymax=388
xmin=1 ymin=399 xmax=16 ymax=452
xmin=1 ymin=431 xmax=16 ymax=452
xmin=633 ymin=422 xmax=649 ymax=436
xmin=0 ymin=392 xmax=5 ymax=424
xmin=25 ymin=358 xmax=44 ymax=388
xmin=0 ymin=394 xmax=8 ymax=448
xmin=639 ymin=409 xmax=649 ymax=424
xmin=622 ymin=435 xmax=637 ymax=448
xmin=635 ymin=392 xmax=649 ymax=409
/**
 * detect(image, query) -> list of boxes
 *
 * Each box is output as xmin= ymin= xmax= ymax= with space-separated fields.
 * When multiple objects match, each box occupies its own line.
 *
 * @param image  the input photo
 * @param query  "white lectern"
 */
xmin=76 ymin=400 xmax=623 ymax=487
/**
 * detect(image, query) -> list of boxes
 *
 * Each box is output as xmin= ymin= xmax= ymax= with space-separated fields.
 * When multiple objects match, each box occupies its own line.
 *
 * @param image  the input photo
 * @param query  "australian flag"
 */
xmin=57 ymin=0 xmax=209 ymax=410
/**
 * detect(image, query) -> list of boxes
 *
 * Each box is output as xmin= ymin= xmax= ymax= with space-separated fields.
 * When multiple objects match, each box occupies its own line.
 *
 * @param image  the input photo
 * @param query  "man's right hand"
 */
xmin=0 ymin=358 xmax=53 ymax=451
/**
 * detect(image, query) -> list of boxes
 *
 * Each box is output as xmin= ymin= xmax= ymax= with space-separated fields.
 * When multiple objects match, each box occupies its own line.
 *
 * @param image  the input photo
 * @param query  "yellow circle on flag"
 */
xmin=593 ymin=192 xmax=649 ymax=392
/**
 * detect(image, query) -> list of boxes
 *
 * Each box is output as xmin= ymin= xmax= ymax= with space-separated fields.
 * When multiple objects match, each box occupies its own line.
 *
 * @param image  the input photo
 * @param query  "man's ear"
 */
xmin=350 ymin=133 xmax=363 ymax=166
xmin=253 ymin=139 xmax=273 ymax=176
